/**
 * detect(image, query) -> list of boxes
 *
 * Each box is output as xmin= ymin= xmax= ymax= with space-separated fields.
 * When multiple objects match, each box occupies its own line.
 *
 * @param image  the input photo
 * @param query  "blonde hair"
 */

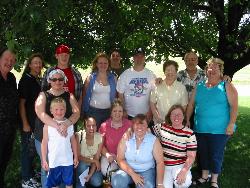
xmin=91 ymin=52 xmax=111 ymax=73
xmin=50 ymin=97 xmax=66 ymax=109
xmin=205 ymin=57 xmax=224 ymax=75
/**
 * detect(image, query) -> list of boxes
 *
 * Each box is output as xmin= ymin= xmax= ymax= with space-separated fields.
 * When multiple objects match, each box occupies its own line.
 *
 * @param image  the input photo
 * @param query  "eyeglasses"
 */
xmin=49 ymin=78 xmax=64 ymax=82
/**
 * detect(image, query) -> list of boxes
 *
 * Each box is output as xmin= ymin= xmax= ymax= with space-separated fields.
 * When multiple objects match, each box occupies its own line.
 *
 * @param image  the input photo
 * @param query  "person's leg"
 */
xmin=0 ymin=129 xmax=16 ymax=188
xmin=62 ymin=165 xmax=73 ymax=188
xmin=21 ymin=131 xmax=34 ymax=181
xmin=137 ymin=168 xmax=155 ymax=188
xmin=163 ymin=166 xmax=174 ymax=188
xmin=111 ymin=170 xmax=132 ymax=188
xmin=89 ymin=170 xmax=103 ymax=187
xmin=76 ymin=161 xmax=90 ymax=188
xmin=35 ymin=139 xmax=48 ymax=188
xmin=173 ymin=164 xmax=192 ymax=188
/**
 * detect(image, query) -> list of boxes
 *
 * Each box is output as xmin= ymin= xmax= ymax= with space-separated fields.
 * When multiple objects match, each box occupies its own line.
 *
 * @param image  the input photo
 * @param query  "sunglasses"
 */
xmin=49 ymin=78 xmax=64 ymax=82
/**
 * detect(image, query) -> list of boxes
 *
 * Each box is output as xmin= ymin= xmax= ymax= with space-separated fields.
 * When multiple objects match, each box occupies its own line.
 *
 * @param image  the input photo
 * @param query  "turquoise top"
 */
xmin=125 ymin=132 xmax=156 ymax=172
xmin=194 ymin=80 xmax=233 ymax=134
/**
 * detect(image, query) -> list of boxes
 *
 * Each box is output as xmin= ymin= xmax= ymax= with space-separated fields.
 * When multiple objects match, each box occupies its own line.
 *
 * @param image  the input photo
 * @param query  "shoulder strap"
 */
xmin=80 ymin=131 xmax=83 ymax=144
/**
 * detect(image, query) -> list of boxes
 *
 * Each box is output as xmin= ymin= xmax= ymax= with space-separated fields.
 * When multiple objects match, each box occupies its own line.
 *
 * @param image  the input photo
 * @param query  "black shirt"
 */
xmin=0 ymin=72 xmax=18 ymax=131
xmin=18 ymin=73 xmax=41 ymax=131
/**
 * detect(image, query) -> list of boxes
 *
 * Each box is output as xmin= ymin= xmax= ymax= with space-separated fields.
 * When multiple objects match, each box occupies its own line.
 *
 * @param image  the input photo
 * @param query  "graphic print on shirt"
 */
xmin=129 ymin=78 xmax=149 ymax=97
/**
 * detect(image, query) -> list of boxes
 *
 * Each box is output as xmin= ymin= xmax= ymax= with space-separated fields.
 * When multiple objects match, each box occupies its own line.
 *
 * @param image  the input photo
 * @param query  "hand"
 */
xmin=84 ymin=174 xmax=91 ymax=182
xmin=155 ymin=77 xmax=163 ymax=85
xmin=186 ymin=120 xmax=190 ymax=128
xmin=23 ymin=123 xmax=31 ymax=132
xmin=56 ymin=123 xmax=68 ymax=137
xmin=131 ymin=173 xmax=144 ymax=187
xmin=94 ymin=159 xmax=101 ymax=171
xmin=123 ymin=128 xmax=133 ymax=140
xmin=106 ymin=153 xmax=115 ymax=163
xmin=175 ymin=169 xmax=187 ymax=185
xmin=146 ymin=111 xmax=153 ymax=123
xmin=222 ymin=75 xmax=231 ymax=82
xmin=74 ymin=157 xmax=79 ymax=168
xmin=226 ymin=123 xmax=234 ymax=135
xmin=42 ymin=160 xmax=49 ymax=171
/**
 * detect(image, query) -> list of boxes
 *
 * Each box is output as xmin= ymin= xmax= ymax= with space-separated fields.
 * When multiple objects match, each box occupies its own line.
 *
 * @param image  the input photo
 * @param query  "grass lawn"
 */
xmin=5 ymin=96 xmax=250 ymax=188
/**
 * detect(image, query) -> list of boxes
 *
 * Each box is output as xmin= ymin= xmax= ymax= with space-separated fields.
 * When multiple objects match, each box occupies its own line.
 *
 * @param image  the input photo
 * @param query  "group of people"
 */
xmin=0 ymin=44 xmax=238 ymax=188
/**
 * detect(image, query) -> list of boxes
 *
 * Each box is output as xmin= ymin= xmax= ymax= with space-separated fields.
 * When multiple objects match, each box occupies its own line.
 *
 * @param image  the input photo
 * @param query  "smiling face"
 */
xmin=55 ymin=53 xmax=70 ymax=68
xmin=164 ymin=64 xmax=177 ymax=82
xmin=49 ymin=73 xmax=65 ymax=90
xmin=133 ymin=119 xmax=148 ymax=138
xmin=170 ymin=108 xmax=184 ymax=128
xmin=29 ymin=57 xmax=43 ymax=76
xmin=0 ymin=50 xmax=16 ymax=76
xmin=85 ymin=118 xmax=97 ymax=135
xmin=50 ymin=102 xmax=66 ymax=121
xmin=133 ymin=53 xmax=145 ymax=67
xmin=110 ymin=51 xmax=121 ymax=68
xmin=184 ymin=52 xmax=198 ymax=71
xmin=111 ymin=105 xmax=123 ymax=122
xmin=96 ymin=56 xmax=109 ymax=72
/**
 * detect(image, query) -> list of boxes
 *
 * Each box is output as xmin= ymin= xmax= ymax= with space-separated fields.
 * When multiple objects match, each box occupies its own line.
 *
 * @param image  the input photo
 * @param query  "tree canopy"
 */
xmin=0 ymin=0 xmax=249 ymax=78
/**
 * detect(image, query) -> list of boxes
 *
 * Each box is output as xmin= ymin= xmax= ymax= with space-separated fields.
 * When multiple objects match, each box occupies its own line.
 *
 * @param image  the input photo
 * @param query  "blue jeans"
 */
xmin=86 ymin=106 xmax=110 ymax=129
xmin=111 ymin=168 xmax=155 ymax=188
xmin=76 ymin=161 xmax=103 ymax=188
xmin=196 ymin=133 xmax=229 ymax=174
xmin=21 ymin=131 xmax=36 ymax=181
xmin=35 ymin=139 xmax=65 ymax=188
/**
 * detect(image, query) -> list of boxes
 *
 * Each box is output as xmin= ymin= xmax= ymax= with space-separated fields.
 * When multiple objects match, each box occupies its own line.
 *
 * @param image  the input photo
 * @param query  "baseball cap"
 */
xmin=55 ymin=44 xmax=70 ymax=54
xmin=133 ymin=47 xmax=145 ymax=56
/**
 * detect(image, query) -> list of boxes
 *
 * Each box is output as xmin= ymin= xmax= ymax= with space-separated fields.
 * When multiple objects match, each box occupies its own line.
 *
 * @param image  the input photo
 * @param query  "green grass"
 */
xmin=5 ymin=97 xmax=250 ymax=188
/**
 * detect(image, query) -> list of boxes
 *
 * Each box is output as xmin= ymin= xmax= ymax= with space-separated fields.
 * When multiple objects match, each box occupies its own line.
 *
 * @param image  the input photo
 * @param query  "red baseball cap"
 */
xmin=55 ymin=44 xmax=70 ymax=54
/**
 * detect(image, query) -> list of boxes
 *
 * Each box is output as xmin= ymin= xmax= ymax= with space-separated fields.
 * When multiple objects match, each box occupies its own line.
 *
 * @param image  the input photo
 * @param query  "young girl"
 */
xmin=76 ymin=117 xmax=103 ymax=188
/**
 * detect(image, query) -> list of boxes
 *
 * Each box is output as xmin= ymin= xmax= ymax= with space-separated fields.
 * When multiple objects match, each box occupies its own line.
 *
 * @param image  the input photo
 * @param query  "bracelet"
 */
xmin=157 ymin=183 xmax=163 ymax=186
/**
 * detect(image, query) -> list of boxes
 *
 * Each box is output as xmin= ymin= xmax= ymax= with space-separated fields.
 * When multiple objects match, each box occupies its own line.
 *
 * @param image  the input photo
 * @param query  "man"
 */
xmin=117 ymin=47 xmax=156 ymax=121
xmin=0 ymin=48 xmax=18 ymax=188
xmin=110 ymin=48 xmax=124 ymax=77
xmin=41 ymin=44 xmax=83 ymax=108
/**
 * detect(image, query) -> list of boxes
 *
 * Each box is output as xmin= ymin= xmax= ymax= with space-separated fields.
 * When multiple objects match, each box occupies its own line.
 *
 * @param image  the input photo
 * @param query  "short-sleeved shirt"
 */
xmin=0 ymin=72 xmax=18 ymax=132
xmin=177 ymin=69 xmax=205 ymax=99
xmin=18 ymin=73 xmax=41 ymax=130
xmin=47 ymin=122 xmax=74 ymax=168
xmin=76 ymin=130 xmax=102 ymax=160
xmin=153 ymin=123 xmax=197 ymax=166
xmin=99 ymin=118 xmax=132 ymax=155
xmin=116 ymin=67 xmax=156 ymax=117
xmin=150 ymin=80 xmax=188 ymax=123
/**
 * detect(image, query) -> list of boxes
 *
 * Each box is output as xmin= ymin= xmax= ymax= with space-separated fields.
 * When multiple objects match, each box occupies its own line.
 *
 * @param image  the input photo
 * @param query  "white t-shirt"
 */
xmin=47 ymin=121 xmax=74 ymax=168
xmin=117 ymin=67 xmax=156 ymax=117
xmin=90 ymin=81 xmax=111 ymax=109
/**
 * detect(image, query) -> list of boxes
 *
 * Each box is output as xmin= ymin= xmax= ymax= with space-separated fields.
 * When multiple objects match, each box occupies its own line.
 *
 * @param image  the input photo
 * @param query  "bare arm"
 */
xmin=71 ymin=134 xmax=79 ymax=168
xmin=225 ymin=82 xmax=238 ymax=135
xmin=41 ymin=125 xmax=49 ymax=171
xmin=186 ymin=88 xmax=196 ymax=127
xmin=117 ymin=137 xmax=144 ymax=187
xmin=150 ymin=101 xmax=163 ymax=123
xmin=153 ymin=138 xmax=165 ymax=188
xmin=35 ymin=92 xmax=58 ymax=127
xmin=19 ymin=98 xmax=31 ymax=132
xmin=67 ymin=93 xmax=80 ymax=125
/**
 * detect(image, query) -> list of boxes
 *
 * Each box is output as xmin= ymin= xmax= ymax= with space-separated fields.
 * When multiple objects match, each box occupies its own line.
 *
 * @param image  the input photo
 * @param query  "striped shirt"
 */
xmin=153 ymin=123 xmax=197 ymax=166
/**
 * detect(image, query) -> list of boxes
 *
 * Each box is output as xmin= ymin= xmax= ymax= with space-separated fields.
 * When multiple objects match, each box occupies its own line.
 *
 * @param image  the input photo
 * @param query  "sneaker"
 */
xmin=30 ymin=178 xmax=41 ymax=187
xmin=22 ymin=179 xmax=37 ymax=188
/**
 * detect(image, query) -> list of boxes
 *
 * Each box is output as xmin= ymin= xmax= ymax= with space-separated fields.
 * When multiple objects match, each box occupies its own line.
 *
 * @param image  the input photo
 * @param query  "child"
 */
xmin=41 ymin=97 xmax=78 ymax=188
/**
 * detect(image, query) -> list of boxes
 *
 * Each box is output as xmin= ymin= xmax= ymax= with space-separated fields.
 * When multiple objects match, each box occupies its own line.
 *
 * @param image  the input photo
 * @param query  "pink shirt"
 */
xmin=99 ymin=118 xmax=132 ymax=155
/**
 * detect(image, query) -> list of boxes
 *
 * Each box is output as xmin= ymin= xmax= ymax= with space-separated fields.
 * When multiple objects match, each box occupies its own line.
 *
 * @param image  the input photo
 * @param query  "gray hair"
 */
xmin=47 ymin=69 xmax=68 ymax=83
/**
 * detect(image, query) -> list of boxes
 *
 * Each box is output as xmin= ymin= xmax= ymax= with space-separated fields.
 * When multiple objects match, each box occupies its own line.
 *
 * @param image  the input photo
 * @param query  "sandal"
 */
xmin=210 ymin=181 xmax=219 ymax=188
xmin=192 ymin=177 xmax=209 ymax=186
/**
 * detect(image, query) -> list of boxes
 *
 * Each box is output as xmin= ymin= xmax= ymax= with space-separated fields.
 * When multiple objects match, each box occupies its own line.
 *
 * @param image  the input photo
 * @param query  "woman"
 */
xmin=111 ymin=114 xmax=165 ymax=188
xmin=150 ymin=60 xmax=188 ymax=124
xmin=0 ymin=48 xmax=18 ymax=188
xmin=83 ymin=52 xmax=117 ymax=128
xmin=186 ymin=58 xmax=238 ymax=188
xmin=75 ymin=117 xmax=103 ymax=188
xmin=99 ymin=98 xmax=132 ymax=176
xmin=152 ymin=105 xmax=197 ymax=188
xmin=35 ymin=69 xmax=80 ymax=188
xmin=18 ymin=53 xmax=44 ymax=188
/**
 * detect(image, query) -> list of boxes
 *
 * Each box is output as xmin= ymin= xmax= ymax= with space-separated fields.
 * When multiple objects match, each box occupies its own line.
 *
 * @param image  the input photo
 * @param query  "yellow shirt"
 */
xmin=76 ymin=130 xmax=102 ymax=158
xmin=150 ymin=80 xmax=188 ymax=123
